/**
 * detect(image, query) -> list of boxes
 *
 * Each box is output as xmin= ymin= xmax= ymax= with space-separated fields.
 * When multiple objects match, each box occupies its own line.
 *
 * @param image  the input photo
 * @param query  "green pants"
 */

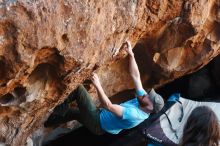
xmin=44 ymin=85 xmax=104 ymax=135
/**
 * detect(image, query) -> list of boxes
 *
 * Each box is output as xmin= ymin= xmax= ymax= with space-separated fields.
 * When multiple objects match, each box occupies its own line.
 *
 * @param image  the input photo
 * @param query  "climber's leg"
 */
xmin=44 ymin=108 xmax=80 ymax=127
xmin=75 ymin=85 xmax=104 ymax=135
xmin=44 ymin=87 xmax=79 ymax=127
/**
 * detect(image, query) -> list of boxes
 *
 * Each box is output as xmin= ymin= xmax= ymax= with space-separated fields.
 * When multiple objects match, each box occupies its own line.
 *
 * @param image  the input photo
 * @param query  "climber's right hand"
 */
xmin=91 ymin=73 xmax=101 ymax=88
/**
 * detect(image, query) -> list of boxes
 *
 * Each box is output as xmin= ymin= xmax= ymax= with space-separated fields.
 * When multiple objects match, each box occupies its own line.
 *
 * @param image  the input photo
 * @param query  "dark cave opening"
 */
xmin=0 ymin=93 xmax=14 ymax=105
xmin=14 ymin=86 xmax=26 ymax=98
xmin=0 ymin=86 xmax=27 ymax=106
xmin=44 ymin=55 xmax=220 ymax=146
xmin=26 ymin=63 xmax=63 ymax=102
xmin=28 ymin=63 xmax=59 ymax=84
xmin=0 ymin=59 xmax=6 ymax=79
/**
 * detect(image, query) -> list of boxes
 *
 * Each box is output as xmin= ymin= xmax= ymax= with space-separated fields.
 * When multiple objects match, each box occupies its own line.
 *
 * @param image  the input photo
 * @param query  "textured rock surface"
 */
xmin=0 ymin=0 xmax=219 ymax=145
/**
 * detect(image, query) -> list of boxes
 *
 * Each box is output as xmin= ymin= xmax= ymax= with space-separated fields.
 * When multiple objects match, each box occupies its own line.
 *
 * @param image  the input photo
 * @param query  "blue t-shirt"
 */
xmin=100 ymin=89 xmax=149 ymax=134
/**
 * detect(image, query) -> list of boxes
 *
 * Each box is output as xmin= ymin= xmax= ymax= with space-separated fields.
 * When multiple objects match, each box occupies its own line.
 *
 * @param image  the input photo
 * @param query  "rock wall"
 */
xmin=0 ymin=0 xmax=219 ymax=145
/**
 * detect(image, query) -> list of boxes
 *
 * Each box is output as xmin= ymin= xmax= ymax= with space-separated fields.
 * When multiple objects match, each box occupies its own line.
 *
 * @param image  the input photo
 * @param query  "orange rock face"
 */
xmin=0 ymin=0 xmax=219 ymax=145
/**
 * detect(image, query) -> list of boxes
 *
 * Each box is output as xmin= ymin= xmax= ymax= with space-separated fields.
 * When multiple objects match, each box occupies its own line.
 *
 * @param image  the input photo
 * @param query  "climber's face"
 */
xmin=138 ymin=94 xmax=153 ymax=113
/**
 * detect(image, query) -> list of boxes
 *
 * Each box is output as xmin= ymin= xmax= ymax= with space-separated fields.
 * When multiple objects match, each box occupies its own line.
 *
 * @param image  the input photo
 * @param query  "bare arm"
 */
xmin=124 ymin=41 xmax=143 ymax=90
xmin=91 ymin=73 xmax=123 ymax=117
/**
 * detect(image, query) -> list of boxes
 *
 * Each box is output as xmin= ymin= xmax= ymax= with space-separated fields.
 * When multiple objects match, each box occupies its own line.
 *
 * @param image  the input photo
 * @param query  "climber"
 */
xmin=44 ymin=41 xmax=164 ymax=135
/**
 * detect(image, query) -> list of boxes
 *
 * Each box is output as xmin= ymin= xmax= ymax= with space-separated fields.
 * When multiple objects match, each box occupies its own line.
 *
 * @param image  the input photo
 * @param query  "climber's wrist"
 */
xmin=128 ymin=52 xmax=134 ymax=57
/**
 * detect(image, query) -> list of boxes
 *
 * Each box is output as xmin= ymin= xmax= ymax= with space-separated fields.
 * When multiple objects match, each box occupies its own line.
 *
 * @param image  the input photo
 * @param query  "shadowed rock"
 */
xmin=0 ymin=0 xmax=220 ymax=145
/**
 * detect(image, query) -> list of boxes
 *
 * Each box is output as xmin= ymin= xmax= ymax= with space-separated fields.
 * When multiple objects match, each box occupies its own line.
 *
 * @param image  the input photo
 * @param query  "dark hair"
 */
xmin=180 ymin=106 xmax=220 ymax=146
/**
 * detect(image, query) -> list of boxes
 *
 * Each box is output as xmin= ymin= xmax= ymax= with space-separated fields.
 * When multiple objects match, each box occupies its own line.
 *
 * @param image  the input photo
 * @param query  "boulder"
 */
xmin=0 ymin=0 xmax=219 ymax=145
